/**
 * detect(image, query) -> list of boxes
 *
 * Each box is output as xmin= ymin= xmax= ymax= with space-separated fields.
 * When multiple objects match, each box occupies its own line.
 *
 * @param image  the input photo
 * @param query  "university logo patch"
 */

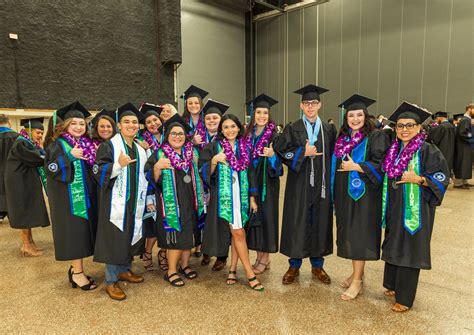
xmin=285 ymin=152 xmax=294 ymax=159
xmin=351 ymin=178 xmax=362 ymax=188
xmin=433 ymin=172 xmax=446 ymax=182
xmin=48 ymin=163 xmax=58 ymax=172
xmin=93 ymin=164 xmax=99 ymax=174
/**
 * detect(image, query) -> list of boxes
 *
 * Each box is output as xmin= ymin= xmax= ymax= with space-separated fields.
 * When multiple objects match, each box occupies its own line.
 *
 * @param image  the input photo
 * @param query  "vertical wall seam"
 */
xmin=420 ymin=0 xmax=428 ymax=105
xmin=444 ymin=0 xmax=454 ymax=111
xmin=316 ymin=5 xmax=319 ymax=85
xmin=285 ymin=13 xmax=289 ymax=124
xmin=397 ymin=0 xmax=404 ymax=103
xmin=255 ymin=22 xmax=258 ymax=95
xmin=358 ymin=0 xmax=362 ymax=92
xmin=376 ymin=0 xmax=383 ymax=114
xmin=301 ymin=9 xmax=304 ymax=86
xmin=339 ymin=0 xmax=344 ymax=104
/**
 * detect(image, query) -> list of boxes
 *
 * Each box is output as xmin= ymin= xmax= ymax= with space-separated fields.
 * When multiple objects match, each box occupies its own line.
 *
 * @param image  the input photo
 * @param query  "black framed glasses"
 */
xmin=396 ymin=123 xmax=418 ymax=130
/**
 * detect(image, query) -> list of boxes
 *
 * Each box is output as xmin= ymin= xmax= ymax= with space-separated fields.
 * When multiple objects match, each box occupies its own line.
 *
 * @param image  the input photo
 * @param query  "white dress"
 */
xmin=230 ymin=170 xmax=243 ymax=229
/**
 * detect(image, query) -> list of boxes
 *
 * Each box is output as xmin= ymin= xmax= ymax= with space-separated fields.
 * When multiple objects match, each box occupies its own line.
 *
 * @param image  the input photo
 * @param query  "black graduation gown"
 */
xmin=45 ymin=140 xmax=95 ymax=261
xmin=273 ymin=119 xmax=336 ymax=259
xmin=93 ymin=141 xmax=145 ymax=265
xmin=334 ymin=131 xmax=390 ymax=260
xmin=0 ymin=128 xmax=18 ymax=213
xmin=427 ymin=121 xmax=456 ymax=172
xmin=5 ymin=138 xmax=49 ymax=229
xmin=246 ymin=132 xmax=283 ymax=253
xmin=453 ymin=116 xmax=473 ymax=179
xmin=145 ymin=152 xmax=197 ymax=250
xmin=382 ymin=142 xmax=449 ymax=270
xmin=198 ymin=141 xmax=257 ymax=257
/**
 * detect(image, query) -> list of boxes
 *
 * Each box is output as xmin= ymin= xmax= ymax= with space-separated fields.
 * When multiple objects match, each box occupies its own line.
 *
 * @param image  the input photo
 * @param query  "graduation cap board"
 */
xmin=90 ymin=109 xmax=115 ymax=128
xmin=182 ymin=85 xmax=209 ymax=100
xmin=338 ymin=94 xmax=376 ymax=111
xmin=433 ymin=111 xmax=448 ymax=118
xmin=20 ymin=118 xmax=44 ymax=130
xmin=139 ymin=103 xmax=163 ymax=121
xmin=251 ymin=94 xmax=278 ymax=109
xmin=116 ymin=103 xmax=144 ymax=122
xmin=201 ymin=99 xmax=230 ymax=117
xmin=56 ymin=101 xmax=91 ymax=120
xmin=162 ymin=114 xmax=192 ymax=138
xmin=388 ymin=102 xmax=432 ymax=124
xmin=294 ymin=84 xmax=329 ymax=101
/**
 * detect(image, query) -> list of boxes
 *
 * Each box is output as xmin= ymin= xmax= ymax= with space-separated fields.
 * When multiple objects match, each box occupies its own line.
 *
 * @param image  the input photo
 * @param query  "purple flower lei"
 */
xmin=382 ymin=132 xmax=426 ymax=179
xmin=19 ymin=129 xmax=41 ymax=149
xmin=248 ymin=122 xmax=276 ymax=159
xmin=142 ymin=130 xmax=161 ymax=151
xmin=161 ymin=141 xmax=194 ymax=171
xmin=334 ymin=131 xmax=365 ymax=159
xmin=220 ymin=138 xmax=250 ymax=172
xmin=62 ymin=132 xmax=97 ymax=167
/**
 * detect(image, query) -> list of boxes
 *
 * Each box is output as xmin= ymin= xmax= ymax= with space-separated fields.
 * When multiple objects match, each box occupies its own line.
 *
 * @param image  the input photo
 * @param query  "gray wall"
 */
xmin=178 ymin=0 xmax=246 ymax=118
xmin=255 ymin=0 xmax=474 ymax=125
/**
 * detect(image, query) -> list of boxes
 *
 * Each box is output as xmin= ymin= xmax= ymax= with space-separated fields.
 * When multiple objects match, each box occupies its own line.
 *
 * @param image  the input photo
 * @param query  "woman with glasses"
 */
xmin=145 ymin=116 xmax=204 ymax=286
xmin=381 ymin=102 xmax=449 ymax=312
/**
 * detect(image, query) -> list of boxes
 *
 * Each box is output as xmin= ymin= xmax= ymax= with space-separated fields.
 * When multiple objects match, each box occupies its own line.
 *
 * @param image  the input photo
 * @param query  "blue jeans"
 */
xmin=105 ymin=262 xmax=131 ymax=285
xmin=289 ymin=257 xmax=324 ymax=269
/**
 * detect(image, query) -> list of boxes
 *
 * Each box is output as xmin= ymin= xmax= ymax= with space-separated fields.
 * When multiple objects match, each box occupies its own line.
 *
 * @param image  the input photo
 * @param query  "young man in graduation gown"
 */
xmin=381 ymin=102 xmax=449 ymax=312
xmin=93 ymin=103 xmax=148 ymax=301
xmin=427 ymin=111 xmax=455 ymax=175
xmin=0 ymin=114 xmax=18 ymax=222
xmin=273 ymin=85 xmax=337 ymax=285
xmin=453 ymin=104 xmax=473 ymax=188
xmin=5 ymin=118 xmax=50 ymax=256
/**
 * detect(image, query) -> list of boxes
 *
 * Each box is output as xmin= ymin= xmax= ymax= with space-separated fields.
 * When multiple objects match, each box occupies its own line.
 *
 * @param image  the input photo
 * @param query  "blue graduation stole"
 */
xmin=348 ymin=137 xmax=368 ymax=201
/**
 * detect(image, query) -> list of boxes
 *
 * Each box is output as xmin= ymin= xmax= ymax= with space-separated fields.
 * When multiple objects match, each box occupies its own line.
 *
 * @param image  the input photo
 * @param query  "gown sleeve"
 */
xmin=144 ymin=151 xmax=158 ymax=188
xmin=457 ymin=118 xmax=472 ymax=143
xmin=92 ymin=142 xmax=117 ymax=190
xmin=359 ymin=131 xmax=391 ymax=188
xmin=267 ymin=134 xmax=284 ymax=178
xmin=273 ymin=125 xmax=305 ymax=173
xmin=421 ymin=143 xmax=450 ymax=207
xmin=45 ymin=141 xmax=73 ymax=183
xmin=198 ymin=142 xmax=216 ymax=188
xmin=12 ymin=140 xmax=44 ymax=167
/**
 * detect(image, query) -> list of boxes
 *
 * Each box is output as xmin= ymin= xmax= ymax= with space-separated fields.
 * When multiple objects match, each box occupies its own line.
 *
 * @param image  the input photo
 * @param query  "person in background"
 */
xmin=453 ymin=104 xmax=473 ymax=189
xmin=0 ymin=114 xmax=18 ymax=224
xmin=427 ymin=111 xmax=455 ymax=177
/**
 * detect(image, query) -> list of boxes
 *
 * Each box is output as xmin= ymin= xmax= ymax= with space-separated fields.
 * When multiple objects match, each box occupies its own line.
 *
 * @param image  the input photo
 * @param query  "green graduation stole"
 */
xmin=158 ymin=148 xmax=204 ymax=232
xmin=217 ymin=143 xmax=250 ymax=226
xmin=58 ymin=139 xmax=88 ymax=220
xmin=17 ymin=136 xmax=48 ymax=192
xmin=382 ymin=150 xmax=421 ymax=235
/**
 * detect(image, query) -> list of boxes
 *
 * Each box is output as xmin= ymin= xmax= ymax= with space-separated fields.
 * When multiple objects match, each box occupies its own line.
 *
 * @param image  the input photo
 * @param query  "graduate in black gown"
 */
xmin=0 ymin=114 xmax=18 ymax=222
xmin=381 ymin=102 xmax=449 ymax=312
xmin=45 ymin=101 xmax=97 ymax=291
xmin=145 ymin=117 xmax=205 ymax=286
xmin=93 ymin=103 xmax=148 ymax=301
xmin=244 ymin=94 xmax=283 ymax=274
xmin=331 ymin=95 xmax=390 ymax=300
xmin=427 ymin=111 xmax=455 ymax=175
xmin=199 ymin=113 xmax=264 ymax=291
xmin=453 ymin=104 xmax=473 ymax=188
xmin=273 ymin=84 xmax=336 ymax=285
xmin=182 ymin=85 xmax=209 ymax=145
xmin=5 ymin=118 xmax=49 ymax=256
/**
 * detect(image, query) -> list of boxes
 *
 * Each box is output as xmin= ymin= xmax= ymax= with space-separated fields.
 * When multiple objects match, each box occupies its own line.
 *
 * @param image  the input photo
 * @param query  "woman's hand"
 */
xmin=259 ymin=143 xmax=275 ymax=158
xmin=250 ymin=196 xmax=258 ymax=213
xmin=193 ymin=134 xmax=204 ymax=145
xmin=337 ymin=154 xmax=361 ymax=172
xmin=212 ymin=152 xmax=227 ymax=166
xmin=156 ymin=157 xmax=172 ymax=170
xmin=396 ymin=166 xmax=422 ymax=185
xmin=70 ymin=144 xmax=86 ymax=160
xmin=147 ymin=204 xmax=156 ymax=212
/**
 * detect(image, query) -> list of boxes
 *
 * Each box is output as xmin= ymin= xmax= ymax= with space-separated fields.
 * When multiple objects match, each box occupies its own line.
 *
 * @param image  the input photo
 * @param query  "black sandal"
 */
xmin=179 ymin=266 xmax=198 ymax=280
xmin=248 ymin=276 xmax=264 ymax=292
xmin=158 ymin=249 xmax=169 ymax=271
xmin=164 ymin=272 xmax=185 ymax=287
xmin=141 ymin=251 xmax=154 ymax=271
xmin=227 ymin=270 xmax=238 ymax=285
xmin=71 ymin=271 xmax=97 ymax=291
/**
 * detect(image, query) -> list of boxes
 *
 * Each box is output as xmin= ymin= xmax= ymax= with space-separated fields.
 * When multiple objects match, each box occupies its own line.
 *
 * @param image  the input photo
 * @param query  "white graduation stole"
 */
xmin=109 ymin=133 xmax=148 ymax=245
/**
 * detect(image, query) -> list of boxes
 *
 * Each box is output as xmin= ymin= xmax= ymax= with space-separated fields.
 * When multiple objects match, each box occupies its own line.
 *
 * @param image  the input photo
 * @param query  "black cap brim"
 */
xmin=294 ymin=84 xmax=329 ymax=101
xmin=201 ymin=99 xmax=230 ymax=117
xmin=388 ymin=102 xmax=432 ymax=124
xmin=163 ymin=114 xmax=192 ymax=137
xmin=116 ymin=103 xmax=144 ymax=122
xmin=182 ymin=85 xmax=209 ymax=100
xmin=338 ymin=94 xmax=376 ymax=110
xmin=56 ymin=101 xmax=91 ymax=120
xmin=20 ymin=118 xmax=44 ymax=130
xmin=252 ymin=94 xmax=278 ymax=109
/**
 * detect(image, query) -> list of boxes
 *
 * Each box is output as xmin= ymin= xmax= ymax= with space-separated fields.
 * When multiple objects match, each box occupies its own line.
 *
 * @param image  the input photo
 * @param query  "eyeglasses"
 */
xmin=170 ymin=132 xmax=185 ymax=138
xmin=302 ymin=100 xmax=320 ymax=107
xmin=396 ymin=123 xmax=418 ymax=130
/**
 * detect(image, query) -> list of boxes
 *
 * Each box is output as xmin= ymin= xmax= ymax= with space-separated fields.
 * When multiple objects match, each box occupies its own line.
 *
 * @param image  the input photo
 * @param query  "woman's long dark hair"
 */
xmin=217 ymin=114 xmax=244 ymax=140
xmin=243 ymin=107 xmax=274 ymax=139
xmin=43 ymin=116 xmax=63 ymax=148
xmin=91 ymin=115 xmax=116 ymax=142
xmin=337 ymin=107 xmax=375 ymax=138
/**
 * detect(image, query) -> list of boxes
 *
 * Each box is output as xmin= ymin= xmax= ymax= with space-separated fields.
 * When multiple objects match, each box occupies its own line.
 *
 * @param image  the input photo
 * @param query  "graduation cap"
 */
xmin=90 ymin=109 xmax=115 ymax=128
xmin=116 ymin=103 xmax=144 ymax=122
xmin=162 ymin=114 xmax=192 ymax=138
xmin=20 ymin=118 xmax=44 ymax=130
xmin=453 ymin=113 xmax=464 ymax=120
xmin=139 ymin=103 xmax=163 ymax=120
xmin=294 ymin=84 xmax=329 ymax=101
xmin=56 ymin=101 xmax=91 ymax=120
xmin=388 ymin=102 xmax=432 ymax=124
xmin=251 ymin=94 xmax=278 ymax=109
xmin=433 ymin=111 xmax=448 ymax=118
xmin=182 ymin=85 xmax=209 ymax=100
xmin=338 ymin=94 xmax=376 ymax=111
xmin=201 ymin=99 xmax=229 ymax=116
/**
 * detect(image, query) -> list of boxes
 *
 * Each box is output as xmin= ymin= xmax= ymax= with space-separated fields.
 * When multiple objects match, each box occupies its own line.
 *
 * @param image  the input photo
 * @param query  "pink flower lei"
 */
xmin=247 ymin=122 xmax=276 ymax=159
xmin=142 ymin=130 xmax=161 ymax=151
xmin=219 ymin=138 xmax=250 ymax=172
xmin=161 ymin=141 xmax=194 ymax=171
xmin=19 ymin=129 xmax=41 ymax=149
xmin=382 ymin=132 xmax=426 ymax=179
xmin=334 ymin=131 xmax=365 ymax=159
xmin=62 ymin=132 xmax=97 ymax=166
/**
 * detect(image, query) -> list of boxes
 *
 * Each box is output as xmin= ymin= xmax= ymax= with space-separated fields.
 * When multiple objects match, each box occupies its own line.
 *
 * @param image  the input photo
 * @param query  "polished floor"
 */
xmin=0 ymin=174 xmax=473 ymax=334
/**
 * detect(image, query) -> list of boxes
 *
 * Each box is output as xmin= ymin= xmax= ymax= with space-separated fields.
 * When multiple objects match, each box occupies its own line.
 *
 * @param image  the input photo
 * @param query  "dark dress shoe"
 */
xmin=106 ymin=283 xmax=126 ymax=301
xmin=118 ymin=271 xmax=144 ymax=283
xmin=201 ymin=254 xmax=211 ymax=266
xmin=212 ymin=259 xmax=227 ymax=271
xmin=282 ymin=267 xmax=300 ymax=285
xmin=312 ymin=267 xmax=331 ymax=284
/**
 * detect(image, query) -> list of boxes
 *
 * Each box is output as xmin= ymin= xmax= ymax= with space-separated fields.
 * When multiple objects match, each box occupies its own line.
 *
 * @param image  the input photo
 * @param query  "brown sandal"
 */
xmin=391 ymin=303 xmax=410 ymax=313
xmin=384 ymin=289 xmax=396 ymax=297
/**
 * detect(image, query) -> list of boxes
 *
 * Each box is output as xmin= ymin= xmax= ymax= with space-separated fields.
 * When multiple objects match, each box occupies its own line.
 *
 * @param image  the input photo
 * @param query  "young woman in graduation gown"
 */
xmin=5 ymin=119 xmax=49 ymax=256
xmin=331 ymin=95 xmax=390 ymax=300
xmin=45 ymin=102 xmax=97 ymax=291
xmin=181 ymin=85 xmax=209 ymax=146
xmin=0 ymin=114 xmax=18 ymax=221
xmin=199 ymin=113 xmax=264 ymax=291
xmin=145 ymin=119 xmax=205 ymax=287
xmin=244 ymin=94 xmax=283 ymax=275
xmin=93 ymin=103 xmax=148 ymax=301
xmin=381 ymin=102 xmax=449 ymax=312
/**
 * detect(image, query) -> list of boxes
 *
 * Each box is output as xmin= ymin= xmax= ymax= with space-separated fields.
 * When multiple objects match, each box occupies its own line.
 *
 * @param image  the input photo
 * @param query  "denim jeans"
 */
xmin=289 ymin=257 xmax=324 ymax=269
xmin=105 ymin=262 xmax=131 ymax=285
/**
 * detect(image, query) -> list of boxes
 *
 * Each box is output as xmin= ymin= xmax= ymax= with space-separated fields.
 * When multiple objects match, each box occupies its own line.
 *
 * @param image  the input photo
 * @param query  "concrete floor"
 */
xmin=0 ymin=173 xmax=473 ymax=334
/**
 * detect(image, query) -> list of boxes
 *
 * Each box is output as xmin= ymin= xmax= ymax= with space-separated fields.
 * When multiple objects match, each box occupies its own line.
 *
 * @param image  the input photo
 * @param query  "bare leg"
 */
xmin=71 ymin=258 xmax=95 ymax=288
xmin=254 ymin=252 xmax=270 ymax=273
xmin=230 ymin=228 xmax=263 ymax=290
xmin=20 ymin=229 xmax=42 ymax=256
xmin=341 ymin=260 xmax=365 ymax=300
xmin=227 ymin=242 xmax=239 ymax=284
xmin=145 ymin=237 xmax=157 ymax=254
xmin=28 ymin=229 xmax=43 ymax=251
xmin=167 ymin=249 xmax=184 ymax=286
